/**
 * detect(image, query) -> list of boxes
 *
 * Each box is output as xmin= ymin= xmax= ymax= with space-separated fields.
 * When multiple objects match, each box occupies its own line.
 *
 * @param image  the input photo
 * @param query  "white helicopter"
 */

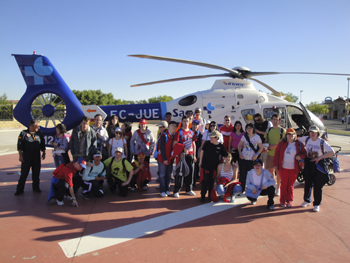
xmin=128 ymin=54 xmax=350 ymax=134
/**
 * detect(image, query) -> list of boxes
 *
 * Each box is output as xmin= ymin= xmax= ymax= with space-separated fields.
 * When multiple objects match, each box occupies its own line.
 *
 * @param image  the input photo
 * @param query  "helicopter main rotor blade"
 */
xmin=129 ymin=54 xmax=242 ymax=78
xmin=249 ymin=77 xmax=281 ymax=96
xmin=244 ymin=71 xmax=350 ymax=78
xmin=131 ymin=73 xmax=232 ymax=87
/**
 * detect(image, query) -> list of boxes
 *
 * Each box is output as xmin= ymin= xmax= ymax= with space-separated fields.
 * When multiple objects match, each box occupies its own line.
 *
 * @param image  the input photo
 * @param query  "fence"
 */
xmin=0 ymin=104 xmax=14 ymax=120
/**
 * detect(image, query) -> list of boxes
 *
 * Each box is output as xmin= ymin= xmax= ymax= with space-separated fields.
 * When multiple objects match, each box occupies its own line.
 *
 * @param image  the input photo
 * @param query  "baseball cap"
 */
xmin=77 ymin=158 xmax=87 ymax=168
xmin=309 ymin=125 xmax=320 ymax=133
xmin=195 ymin=107 xmax=202 ymax=113
xmin=115 ymin=147 xmax=123 ymax=153
xmin=157 ymin=121 xmax=168 ymax=127
xmin=93 ymin=150 xmax=102 ymax=157
xmin=253 ymin=159 xmax=263 ymax=166
xmin=286 ymin=128 xmax=296 ymax=134
xmin=115 ymin=127 xmax=122 ymax=132
xmin=209 ymin=130 xmax=220 ymax=137
xmin=192 ymin=119 xmax=199 ymax=125
xmin=140 ymin=119 xmax=147 ymax=125
xmin=138 ymin=152 xmax=145 ymax=158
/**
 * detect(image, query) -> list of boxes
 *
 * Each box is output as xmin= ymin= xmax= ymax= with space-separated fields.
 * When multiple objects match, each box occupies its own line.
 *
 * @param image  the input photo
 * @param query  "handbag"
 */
xmin=244 ymin=133 xmax=260 ymax=159
xmin=245 ymin=170 xmax=265 ymax=199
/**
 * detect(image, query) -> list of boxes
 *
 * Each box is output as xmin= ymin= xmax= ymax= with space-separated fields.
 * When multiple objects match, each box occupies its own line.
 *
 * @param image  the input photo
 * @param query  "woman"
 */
xmin=50 ymin=123 xmax=70 ymax=167
xmin=201 ymin=121 xmax=223 ymax=149
xmin=108 ymin=127 xmax=128 ymax=158
xmin=273 ymin=128 xmax=306 ymax=207
xmin=214 ymin=152 xmax=242 ymax=202
xmin=229 ymin=121 xmax=245 ymax=163
xmin=121 ymin=122 xmax=132 ymax=162
xmin=237 ymin=123 xmax=263 ymax=192
xmin=130 ymin=119 xmax=155 ymax=163
xmin=298 ymin=125 xmax=334 ymax=212
xmin=107 ymin=115 xmax=120 ymax=139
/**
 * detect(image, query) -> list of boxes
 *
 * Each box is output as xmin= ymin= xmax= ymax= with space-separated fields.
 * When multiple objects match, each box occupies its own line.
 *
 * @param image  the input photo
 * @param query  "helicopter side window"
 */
xmin=263 ymin=107 xmax=286 ymax=128
xmin=178 ymin=95 xmax=197 ymax=106
xmin=241 ymin=109 xmax=255 ymax=124
xmin=286 ymin=106 xmax=309 ymax=133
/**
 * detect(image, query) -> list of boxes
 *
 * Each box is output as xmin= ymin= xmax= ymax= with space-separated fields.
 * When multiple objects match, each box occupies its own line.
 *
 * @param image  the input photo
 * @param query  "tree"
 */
xmin=0 ymin=93 xmax=13 ymax=120
xmin=148 ymin=95 xmax=173 ymax=104
xmin=0 ymin=93 xmax=11 ymax=105
xmin=272 ymin=92 xmax=298 ymax=103
xmin=306 ymin=102 xmax=329 ymax=115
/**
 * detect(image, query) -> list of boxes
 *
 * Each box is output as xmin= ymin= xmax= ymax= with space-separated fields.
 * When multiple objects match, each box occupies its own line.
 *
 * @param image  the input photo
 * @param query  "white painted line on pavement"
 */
xmin=59 ymin=197 xmax=249 ymax=258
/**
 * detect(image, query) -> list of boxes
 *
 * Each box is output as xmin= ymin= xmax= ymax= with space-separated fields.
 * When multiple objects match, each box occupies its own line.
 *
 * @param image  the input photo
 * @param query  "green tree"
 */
xmin=306 ymin=102 xmax=329 ymax=115
xmin=272 ymin=92 xmax=298 ymax=103
xmin=0 ymin=93 xmax=11 ymax=105
xmin=0 ymin=93 xmax=13 ymax=120
xmin=148 ymin=95 xmax=173 ymax=103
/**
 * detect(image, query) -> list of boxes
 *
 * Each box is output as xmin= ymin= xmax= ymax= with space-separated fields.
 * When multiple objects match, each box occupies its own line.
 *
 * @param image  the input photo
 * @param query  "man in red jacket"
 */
xmin=157 ymin=121 xmax=177 ymax=197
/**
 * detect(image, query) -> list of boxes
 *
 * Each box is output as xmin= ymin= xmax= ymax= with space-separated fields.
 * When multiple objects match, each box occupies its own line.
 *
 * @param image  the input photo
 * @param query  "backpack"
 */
xmin=266 ymin=127 xmax=284 ymax=141
xmin=154 ymin=132 xmax=168 ymax=160
xmin=106 ymin=157 xmax=129 ymax=185
xmin=305 ymin=137 xmax=325 ymax=154
xmin=178 ymin=129 xmax=194 ymax=144
xmin=87 ymin=162 xmax=106 ymax=178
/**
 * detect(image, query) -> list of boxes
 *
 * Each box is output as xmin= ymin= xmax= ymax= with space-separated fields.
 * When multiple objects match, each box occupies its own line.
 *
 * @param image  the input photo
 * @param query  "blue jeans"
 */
xmin=54 ymin=155 xmax=65 ymax=168
xmin=158 ymin=161 xmax=172 ymax=193
xmin=216 ymin=184 xmax=242 ymax=196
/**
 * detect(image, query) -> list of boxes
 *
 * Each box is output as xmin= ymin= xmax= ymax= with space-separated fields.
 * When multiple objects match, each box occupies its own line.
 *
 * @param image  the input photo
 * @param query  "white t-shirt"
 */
xmin=282 ymin=142 xmax=296 ymax=169
xmin=251 ymin=170 xmax=269 ymax=188
xmin=298 ymin=136 xmax=333 ymax=159
xmin=240 ymin=134 xmax=262 ymax=160
xmin=82 ymin=161 xmax=106 ymax=181
xmin=109 ymin=138 xmax=126 ymax=158
xmin=202 ymin=130 xmax=223 ymax=143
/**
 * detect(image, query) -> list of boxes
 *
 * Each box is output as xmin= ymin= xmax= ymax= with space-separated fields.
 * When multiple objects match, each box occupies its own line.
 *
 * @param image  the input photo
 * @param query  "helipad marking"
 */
xmin=59 ymin=198 xmax=249 ymax=258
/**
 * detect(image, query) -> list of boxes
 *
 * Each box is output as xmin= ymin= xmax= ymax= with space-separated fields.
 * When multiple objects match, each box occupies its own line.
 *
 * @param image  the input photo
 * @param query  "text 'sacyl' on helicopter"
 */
xmin=11 ymin=53 xmax=350 ymax=146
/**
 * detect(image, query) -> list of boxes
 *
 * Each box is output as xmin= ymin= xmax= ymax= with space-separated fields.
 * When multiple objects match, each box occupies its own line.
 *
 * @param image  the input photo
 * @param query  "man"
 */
xmin=245 ymin=159 xmax=276 ymax=211
xmin=70 ymin=116 xmax=97 ymax=162
xmin=194 ymin=107 xmax=206 ymax=134
xmin=175 ymin=110 xmax=193 ymax=133
xmin=130 ymin=152 xmax=152 ymax=191
xmin=220 ymin=115 xmax=233 ymax=151
xmin=173 ymin=116 xmax=197 ymax=197
xmin=155 ymin=121 xmax=168 ymax=182
xmin=264 ymin=114 xmax=285 ymax=196
xmin=192 ymin=119 xmax=202 ymax=186
xmin=91 ymin=114 xmax=109 ymax=161
xmin=165 ymin=112 xmax=172 ymax=124
xmin=199 ymin=130 xmax=227 ymax=202
xmin=15 ymin=120 xmax=46 ymax=196
xmin=104 ymin=147 xmax=134 ymax=196
xmin=253 ymin=113 xmax=271 ymax=168
xmin=50 ymin=158 xmax=87 ymax=206
xmin=157 ymin=120 xmax=177 ymax=197
xmin=81 ymin=150 xmax=106 ymax=199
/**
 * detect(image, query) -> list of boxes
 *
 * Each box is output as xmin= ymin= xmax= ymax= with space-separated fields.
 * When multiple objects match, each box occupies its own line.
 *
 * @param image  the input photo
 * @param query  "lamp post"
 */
xmin=346 ymin=78 xmax=350 ymax=129
xmin=300 ymin=90 xmax=303 ymax=103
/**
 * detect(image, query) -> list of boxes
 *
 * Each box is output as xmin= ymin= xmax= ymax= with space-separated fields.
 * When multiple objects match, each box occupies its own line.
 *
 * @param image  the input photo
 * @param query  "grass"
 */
xmin=328 ymin=129 xmax=350 ymax=136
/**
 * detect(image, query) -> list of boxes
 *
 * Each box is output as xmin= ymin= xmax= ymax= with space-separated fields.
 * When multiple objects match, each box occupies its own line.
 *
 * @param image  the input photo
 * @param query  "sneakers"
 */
xmin=142 ymin=186 xmax=148 ymax=190
xmin=166 ymin=191 xmax=171 ymax=196
xmin=275 ymin=189 xmax=280 ymax=196
xmin=251 ymin=201 xmax=257 ymax=205
xmin=287 ymin=203 xmax=293 ymax=208
xmin=269 ymin=205 xmax=275 ymax=211
xmin=280 ymin=203 xmax=287 ymax=208
xmin=14 ymin=190 xmax=24 ymax=196
xmin=160 ymin=192 xmax=167 ymax=198
xmin=80 ymin=192 xmax=90 ymax=200
xmin=56 ymin=200 xmax=64 ymax=206
xmin=33 ymin=188 xmax=41 ymax=193
xmin=174 ymin=192 xmax=180 ymax=198
xmin=230 ymin=195 xmax=236 ymax=203
xmin=301 ymin=201 xmax=311 ymax=207
xmin=186 ymin=190 xmax=196 ymax=196
xmin=64 ymin=194 xmax=73 ymax=200
xmin=313 ymin=205 xmax=320 ymax=212
xmin=99 ymin=189 xmax=104 ymax=195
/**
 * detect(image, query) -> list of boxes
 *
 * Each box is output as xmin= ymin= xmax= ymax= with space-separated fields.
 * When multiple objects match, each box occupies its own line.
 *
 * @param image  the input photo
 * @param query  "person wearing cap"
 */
xmin=130 ymin=152 xmax=152 ymax=191
xmin=108 ymin=127 xmax=128 ymax=158
xmin=220 ymin=115 xmax=233 ymax=151
xmin=157 ymin=121 xmax=177 ymax=197
xmin=103 ymin=147 xmax=134 ymax=196
xmin=246 ymin=159 xmax=276 ymax=210
xmin=237 ymin=123 xmax=263 ymax=192
xmin=273 ymin=128 xmax=306 ymax=207
xmin=173 ymin=116 xmax=197 ymax=197
xmin=192 ymin=119 xmax=202 ymax=186
xmin=81 ymin=150 xmax=106 ymax=199
xmin=51 ymin=158 xmax=87 ymax=206
xmin=194 ymin=107 xmax=206 ymax=134
xmin=264 ymin=113 xmax=286 ymax=196
xmin=70 ymin=116 xmax=97 ymax=162
xmin=297 ymin=125 xmax=334 ymax=212
xmin=201 ymin=121 xmax=223 ymax=149
xmin=92 ymin=114 xmax=109 ymax=161
xmin=199 ymin=130 xmax=227 ymax=202
xmin=130 ymin=119 xmax=155 ymax=163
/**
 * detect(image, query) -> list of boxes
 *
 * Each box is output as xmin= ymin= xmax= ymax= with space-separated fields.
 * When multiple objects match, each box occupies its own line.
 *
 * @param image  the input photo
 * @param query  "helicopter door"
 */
xmin=299 ymin=102 xmax=313 ymax=126
xmin=286 ymin=105 xmax=310 ymax=136
xmin=263 ymin=107 xmax=287 ymax=128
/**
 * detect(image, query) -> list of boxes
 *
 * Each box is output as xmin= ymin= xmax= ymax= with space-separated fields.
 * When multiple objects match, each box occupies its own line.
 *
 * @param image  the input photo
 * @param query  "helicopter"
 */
xmin=11 ymin=53 xmax=350 ymax=146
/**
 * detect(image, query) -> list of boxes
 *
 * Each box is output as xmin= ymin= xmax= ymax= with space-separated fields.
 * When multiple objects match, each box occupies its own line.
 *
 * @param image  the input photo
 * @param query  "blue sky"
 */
xmin=1 ymin=0 xmax=350 ymax=106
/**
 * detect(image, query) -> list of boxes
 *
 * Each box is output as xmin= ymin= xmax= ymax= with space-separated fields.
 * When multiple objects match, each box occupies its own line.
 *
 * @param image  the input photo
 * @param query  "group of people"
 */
xmin=15 ymin=110 xmax=335 ymax=212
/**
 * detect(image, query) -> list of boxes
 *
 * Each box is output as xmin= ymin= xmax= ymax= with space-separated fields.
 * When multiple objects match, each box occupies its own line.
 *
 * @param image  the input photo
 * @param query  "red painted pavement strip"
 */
xmin=1 ymin=153 xmax=350 ymax=262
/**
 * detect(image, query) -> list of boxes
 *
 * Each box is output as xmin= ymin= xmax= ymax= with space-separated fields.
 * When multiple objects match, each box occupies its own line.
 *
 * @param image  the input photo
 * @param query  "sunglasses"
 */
xmin=210 ymin=125 xmax=216 ymax=127
xmin=195 ymin=111 xmax=200 ymax=113
xmin=225 ymin=119 xmax=230 ymax=122
xmin=115 ymin=132 xmax=122 ymax=134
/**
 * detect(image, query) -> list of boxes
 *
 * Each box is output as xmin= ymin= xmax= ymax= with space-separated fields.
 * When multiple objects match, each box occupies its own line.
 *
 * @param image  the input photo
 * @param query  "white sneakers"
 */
xmin=301 ymin=201 xmax=311 ymax=207
xmin=160 ymin=192 xmax=167 ymax=198
xmin=313 ymin=206 xmax=320 ymax=212
xmin=301 ymin=202 xmax=320 ymax=212
xmin=56 ymin=200 xmax=64 ymax=206
xmin=173 ymin=192 xmax=180 ymax=198
xmin=166 ymin=191 xmax=171 ymax=196
xmin=186 ymin=190 xmax=196 ymax=196
xmin=275 ymin=188 xmax=280 ymax=196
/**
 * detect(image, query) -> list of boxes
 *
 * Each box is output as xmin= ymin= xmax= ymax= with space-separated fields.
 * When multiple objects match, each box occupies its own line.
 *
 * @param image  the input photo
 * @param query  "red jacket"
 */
xmin=156 ymin=130 xmax=174 ymax=164
xmin=273 ymin=140 xmax=307 ymax=174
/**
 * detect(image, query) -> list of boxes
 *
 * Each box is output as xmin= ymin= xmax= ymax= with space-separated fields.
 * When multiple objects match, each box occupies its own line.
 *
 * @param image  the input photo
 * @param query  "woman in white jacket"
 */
xmin=130 ymin=119 xmax=155 ymax=163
